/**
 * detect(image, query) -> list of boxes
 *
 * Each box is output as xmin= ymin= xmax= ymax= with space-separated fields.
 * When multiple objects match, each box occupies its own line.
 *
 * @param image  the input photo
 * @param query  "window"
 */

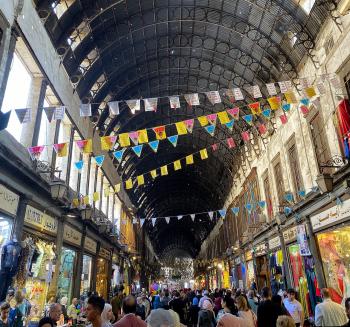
xmin=262 ymin=172 xmax=273 ymax=221
xmin=299 ymin=0 xmax=316 ymax=14
xmin=287 ymin=139 xmax=304 ymax=199
xmin=273 ymin=157 xmax=285 ymax=206
xmin=52 ymin=0 xmax=75 ymax=19
xmin=309 ymin=112 xmax=331 ymax=173
xmin=88 ymin=161 xmax=97 ymax=199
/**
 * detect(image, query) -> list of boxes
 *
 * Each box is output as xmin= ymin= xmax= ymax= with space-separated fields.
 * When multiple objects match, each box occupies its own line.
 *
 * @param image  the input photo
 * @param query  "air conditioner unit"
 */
xmin=338 ymin=0 xmax=350 ymax=15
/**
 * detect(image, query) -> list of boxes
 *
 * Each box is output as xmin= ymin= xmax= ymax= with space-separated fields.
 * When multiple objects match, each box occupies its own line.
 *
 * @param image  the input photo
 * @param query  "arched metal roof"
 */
xmin=35 ymin=0 xmax=330 ymax=260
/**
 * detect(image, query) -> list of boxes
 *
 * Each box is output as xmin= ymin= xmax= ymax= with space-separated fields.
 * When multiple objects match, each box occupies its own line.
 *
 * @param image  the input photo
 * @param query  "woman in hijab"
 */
xmin=197 ymin=300 xmax=216 ymax=327
xmin=188 ymin=297 xmax=200 ymax=327
xmin=101 ymin=304 xmax=114 ymax=327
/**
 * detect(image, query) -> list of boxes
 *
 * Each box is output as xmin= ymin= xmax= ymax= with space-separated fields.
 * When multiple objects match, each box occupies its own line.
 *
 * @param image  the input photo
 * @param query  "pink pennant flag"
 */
xmin=242 ymin=131 xmax=250 ymax=142
xmin=206 ymin=113 xmax=217 ymax=125
xmin=129 ymin=131 xmax=139 ymax=145
xmin=184 ymin=119 xmax=194 ymax=133
xmin=258 ymin=124 xmax=267 ymax=135
xmin=212 ymin=143 xmax=218 ymax=151
xmin=227 ymin=108 xmax=239 ymax=120
xmin=280 ymin=114 xmax=288 ymax=125
xmin=300 ymin=105 xmax=309 ymax=116
xmin=227 ymin=138 xmax=236 ymax=149
xmin=28 ymin=146 xmax=45 ymax=159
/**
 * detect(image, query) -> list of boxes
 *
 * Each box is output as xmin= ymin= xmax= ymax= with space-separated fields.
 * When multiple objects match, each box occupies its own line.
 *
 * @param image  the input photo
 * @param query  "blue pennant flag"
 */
xmin=262 ymin=109 xmax=271 ymax=119
xmin=132 ymin=144 xmax=143 ymax=157
xmin=336 ymin=197 xmax=343 ymax=206
xmin=218 ymin=209 xmax=227 ymax=218
xmin=284 ymin=193 xmax=294 ymax=203
xmin=113 ymin=149 xmax=125 ymax=163
xmin=284 ymin=207 xmax=292 ymax=215
xmin=75 ymin=160 xmax=84 ymax=170
xmin=311 ymin=186 xmax=319 ymax=193
xmin=231 ymin=207 xmax=239 ymax=215
xmin=298 ymin=190 xmax=306 ymax=198
xmin=167 ymin=135 xmax=178 ymax=147
xmin=300 ymin=98 xmax=310 ymax=106
xmin=245 ymin=203 xmax=253 ymax=212
xmin=94 ymin=155 xmax=105 ymax=167
xmin=204 ymin=124 xmax=216 ymax=136
xmin=225 ymin=120 xmax=235 ymax=130
xmin=258 ymin=201 xmax=266 ymax=209
xmin=282 ymin=104 xmax=291 ymax=112
xmin=243 ymin=115 xmax=253 ymax=125
xmin=149 ymin=140 xmax=159 ymax=152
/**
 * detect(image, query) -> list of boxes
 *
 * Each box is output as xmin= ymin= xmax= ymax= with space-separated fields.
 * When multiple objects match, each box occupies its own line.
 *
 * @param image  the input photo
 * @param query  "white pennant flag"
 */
xmin=299 ymin=78 xmax=309 ymax=89
xmin=316 ymin=82 xmax=326 ymax=95
xmin=140 ymin=219 xmax=145 ymax=227
xmin=54 ymin=106 xmax=65 ymax=120
xmin=266 ymin=83 xmax=277 ymax=96
xmin=108 ymin=101 xmax=120 ymax=116
xmin=190 ymin=214 xmax=195 ymax=222
xmin=177 ymin=215 xmax=183 ymax=220
xmin=205 ymin=91 xmax=221 ymax=105
xmin=252 ymin=85 xmax=262 ymax=98
xmin=278 ymin=81 xmax=289 ymax=93
xmin=165 ymin=217 xmax=170 ymax=224
xmin=184 ymin=93 xmax=200 ymax=106
xmin=233 ymin=88 xmax=244 ymax=100
xmin=329 ymin=76 xmax=341 ymax=89
xmin=169 ymin=96 xmax=181 ymax=109
xmin=152 ymin=218 xmax=157 ymax=227
xmin=208 ymin=212 xmax=214 ymax=220
xmin=80 ymin=103 xmax=92 ymax=117
xmin=144 ymin=98 xmax=158 ymax=112
xmin=126 ymin=99 xmax=141 ymax=114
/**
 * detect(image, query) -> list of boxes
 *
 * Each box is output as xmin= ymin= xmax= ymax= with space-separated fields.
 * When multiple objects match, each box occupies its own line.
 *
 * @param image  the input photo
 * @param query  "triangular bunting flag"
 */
xmin=304 ymin=86 xmax=316 ymax=98
xmin=94 ymin=155 xmax=105 ymax=167
xmin=227 ymin=138 xmax=236 ymax=149
xmin=129 ymin=131 xmax=139 ymax=145
xmin=280 ymin=114 xmax=288 ymax=125
xmin=190 ymin=214 xmax=195 ymax=221
xmin=113 ymin=149 xmax=126 ymax=163
xmin=243 ymin=115 xmax=253 ymax=125
xmin=15 ymin=108 xmax=31 ymax=123
xmin=83 ymin=195 xmax=90 ymax=205
xmin=317 ymin=82 xmax=326 ymax=95
xmin=186 ymin=154 xmax=194 ymax=165
xmin=144 ymin=98 xmax=158 ymax=112
xmin=212 ymin=143 xmax=218 ymax=151
xmin=108 ymin=101 xmax=119 ymax=116
xmin=152 ymin=218 xmax=157 ymax=227
xmin=267 ymin=96 xmax=281 ymax=110
xmin=80 ymin=103 xmax=91 ymax=117
xmin=28 ymin=146 xmax=45 ymax=159
xmin=224 ymin=89 xmax=235 ymax=102
xmin=300 ymin=98 xmax=310 ymax=106
xmin=298 ymin=190 xmax=306 ymax=198
xmin=206 ymin=91 xmax=221 ymax=105
xmin=278 ymin=81 xmax=290 ymax=93
xmin=219 ymin=209 xmax=227 ymax=218
xmin=169 ymin=96 xmax=181 ymax=109
xmin=149 ymin=140 xmax=160 ymax=153
xmin=300 ymin=105 xmax=309 ymax=116
xmin=140 ymin=219 xmax=145 ymax=227
xmin=285 ymin=91 xmax=298 ymax=104
xmin=132 ymin=145 xmax=143 ymax=157
xmin=233 ymin=88 xmax=244 ymax=100
xmin=137 ymin=175 xmax=145 ymax=186
xmin=119 ymin=133 xmax=130 ymax=147
xmin=200 ymin=148 xmax=208 ymax=160
xmin=245 ymin=203 xmax=253 ymax=212
xmin=251 ymin=85 xmax=262 ymax=98
xmin=76 ymin=139 xmax=92 ymax=153
xmin=93 ymin=192 xmax=100 ymax=202
xmin=54 ymin=106 xmax=65 ymax=120
xmin=184 ymin=119 xmax=194 ymax=133
xmin=175 ymin=121 xmax=187 ymax=135
xmin=174 ymin=160 xmax=182 ymax=171
xmin=282 ymin=104 xmax=291 ymax=112
xmin=165 ymin=217 xmax=170 ymax=224
xmin=284 ymin=207 xmax=292 ymax=215
xmin=262 ymin=109 xmax=271 ymax=119
xmin=138 ymin=129 xmax=149 ymax=144
xmin=266 ymin=83 xmax=277 ymax=96
xmin=101 ymin=136 xmax=117 ymax=151
xmin=53 ymin=143 xmax=68 ymax=157
xmin=258 ymin=124 xmax=267 ymax=135
xmin=184 ymin=93 xmax=200 ymax=106
xmin=161 ymin=165 xmax=168 ymax=176
xmin=258 ymin=201 xmax=266 ymax=209
xmin=217 ymin=111 xmax=230 ymax=124
xmin=248 ymin=102 xmax=261 ymax=115
xmin=198 ymin=116 xmax=209 ymax=127
xmin=206 ymin=113 xmax=217 ymax=125
xmin=284 ymin=193 xmax=294 ymax=203
xmin=225 ymin=120 xmax=234 ymax=131
xmin=44 ymin=106 xmax=55 ymax=122
xmin=153 ymin=126 xmax=166 ymax=140
xmin=125 ymin=179 xmax=133 ymax=190
xmin=0 ymin=111 xmax=11 ymax=131
xmin=177 ymin=215 xmax=183 ymax=220
xmin=75 ymin=160 xmax=84 ymax=170
xmin=208 ymin=212 xmax=214 ymax=220
xmin=167 ymin=135 xmax=179 ymax=147
xmin=150 ymin=169 xmax=157 ymax=179
xmin=227 ymin=108 xmax=239 ymax=120
xmin=114 ymin=184 xmax=121 ymax=193
xmin=204 ymin=125 xmax=216 ymax=136
xmin=231 ymin=207 xmax=239 ymax=215
xmin=242 ymin=131 xmax=250 ymax=142
xmin=126 ymin=99 xmax=141 ymax=114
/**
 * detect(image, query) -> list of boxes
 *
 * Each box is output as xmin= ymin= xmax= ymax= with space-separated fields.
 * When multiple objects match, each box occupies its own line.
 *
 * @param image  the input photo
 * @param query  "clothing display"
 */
xmin=80 ymin=255 xmax=92 ymax=294
xmin=317 ymin=226 xmax=350 ymax=305
xmin=269 ymin=250 xmax=285 ymax=295
xmin=57 ymin=248 xmax=76 ymax=304
xmin=96 ymin=258 xmax=108 ymax=299
xmin=255 ymin=255 xmax=269 ymax=291
xmin=246 ymin=260 xmax=254 ymax=289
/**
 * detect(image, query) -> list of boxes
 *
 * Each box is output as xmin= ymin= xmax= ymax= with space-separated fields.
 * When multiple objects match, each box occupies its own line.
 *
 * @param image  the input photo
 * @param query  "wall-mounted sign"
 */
xmin=99 ymin=247 xmax=111 ymax=260
xmin=296 ymin=225 xmax=311 ymax=256
xmin=283 ymin=226 xmax=298 ymax=243
xmin=84 ymin=236 xmax=97 ymax=254
xmin=245 ymin=250 xmax=253 ymax=261
xmin=268 ymin=236 xmax=281 ymax=250
xmin=63 ymin=225 xmax=82 ymax=247
xmin=0 ymin=184 xmax=19 ymax=216
xmin=24 ymin=205 xmax=57 ymax=234
xmin=255 ymin=243 xmax=267 ymax=256
xmin=311 ymin=199 xmax=350 ymax=231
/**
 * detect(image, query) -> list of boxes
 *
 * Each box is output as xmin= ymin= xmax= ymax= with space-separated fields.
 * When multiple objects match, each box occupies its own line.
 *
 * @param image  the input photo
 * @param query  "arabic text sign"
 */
xmin=0 ymin=184 xmax=19 ymax=216
xmin=24 ymin=205 xmax=57 ymax=234
xmin=63 ymin=224 xmax=82 ymax=246
xmin=84 ymin=236 xmax=97 ymax=254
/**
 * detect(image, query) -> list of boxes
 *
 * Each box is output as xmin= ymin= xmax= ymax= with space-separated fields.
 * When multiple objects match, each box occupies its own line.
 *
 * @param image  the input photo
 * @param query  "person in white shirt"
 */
xmin=315 ymin=288 xmax=348 ymax=327
xmin=283 ymin=288 xmax=304 ymax=327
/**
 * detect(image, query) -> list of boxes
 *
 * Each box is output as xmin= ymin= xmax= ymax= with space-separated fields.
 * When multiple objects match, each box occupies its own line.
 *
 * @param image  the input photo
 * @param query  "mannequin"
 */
xmin=0 ymin=238 xmax=22 ymax=301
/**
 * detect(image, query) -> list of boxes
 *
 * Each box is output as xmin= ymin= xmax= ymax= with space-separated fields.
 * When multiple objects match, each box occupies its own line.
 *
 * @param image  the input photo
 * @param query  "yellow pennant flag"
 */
xmin=137 ymin=175 xmax=145 ymax=186
xmin=125 ymin=178 xmax=133 ymax=190
xmin=77 ymin=139 xmax=92 ymax=154
xmin=119 ymin=133 xmax=131 ymax=147
xmin=161 ymin=165 xmax=168 ymax=176
xmin=104 ymin=187 xmax=110 ymax=197
xmin=186 ymin=154 xmax=194 ymax=165
xmin=138 ymin=129 xmax=149 ymax=144
xmin=174 ymin=160 xmax=182 ymax=171
xmin=72 ymin=198 xmax=80 ymax=208
xmin=175 ymin=122 xmax=188 ymax=135
xmin=83 ymin=195 xmax=90 ymax=205
xmin=304 ymin=86 xmax=316 ymax=98
xmin=53 ymin=143 xmax=68 ymax=157
xmin=150 ymin=170 xmax=157 ymax=179
xmin=100 ymin=136 xmax=117 ymax=151
xmin=114 ymin=183 xmax=121 ymax=193
xmin=285 ymin=91 xmax=298 ymax=104
xmin=200 ymin=148 xmax=208 ymax=160
xmin=267 ymin=96 xmax=281 ymax=110
xmin=198 ymin=116 xmax=209 ymax=127
xmin=217 ymin=111 xmax=230 ymax=124
xmin=93 ymin=192 xmax=100 ymax=202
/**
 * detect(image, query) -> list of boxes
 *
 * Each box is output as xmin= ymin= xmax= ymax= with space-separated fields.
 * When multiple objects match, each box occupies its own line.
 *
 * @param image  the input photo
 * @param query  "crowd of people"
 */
xmin=1 ymin=286 xmax=350 ymax=327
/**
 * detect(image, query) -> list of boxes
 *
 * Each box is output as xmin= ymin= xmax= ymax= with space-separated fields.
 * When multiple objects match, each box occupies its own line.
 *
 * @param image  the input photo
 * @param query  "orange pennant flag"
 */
xmin=153 ymin=126 xmax=166 ymax=140
xmin=248 ymin=102 xmax=261 ymax=115
xmin=267 ymin=96 xmax=281 ymax=110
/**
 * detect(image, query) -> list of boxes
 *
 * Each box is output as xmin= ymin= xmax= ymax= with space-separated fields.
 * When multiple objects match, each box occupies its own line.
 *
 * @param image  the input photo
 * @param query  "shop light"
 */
xmin=81 ymin=206 xmax=93 ymax=220
xmin=49 ymin=180 xmax=67 ymax=201
xmin=316 ymin=173 xmax=334 ymax=193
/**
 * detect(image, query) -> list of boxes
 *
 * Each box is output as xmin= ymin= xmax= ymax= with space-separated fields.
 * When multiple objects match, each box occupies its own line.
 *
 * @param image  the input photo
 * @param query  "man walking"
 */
xmin=314 ymin=288 xmax=348 ymax=327
xmin=283 ymin=289 xmax=304 ymax=327
xmin=38 ymin=304 xmax=62 ymax=327
xmin=114 ymin=295 xmax=146 ymax=327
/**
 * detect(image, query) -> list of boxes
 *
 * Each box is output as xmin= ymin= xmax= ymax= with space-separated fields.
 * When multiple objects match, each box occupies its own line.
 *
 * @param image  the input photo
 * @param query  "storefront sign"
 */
xmin=283 ymin=226 xmax=298 ymax=243
xmin=296 ymin=225 xmax=311 ymax=256
xmin=84 ymin=236 xmax=97 ymax=254
xmin=311 ymin=199 xmax=350 ymax=231
xmin=245 ymin=250 xmax=253 ymax=261
xmin=268 ymin=236 xmax=281 ymax=250
xmin=234 ymin=257 xmax=241 ymax=265
xmin=24 ymin=205 xmax=57 ymax=234
xmin=0 ymin=184 xmax=19 ymax=216
xmin=99 ymin=247 xmax=111 ymax=260
xmin=254 ymin=243 xmax=267 ymax=256
xmin=63 ymin=225 xmax=82 ymax=247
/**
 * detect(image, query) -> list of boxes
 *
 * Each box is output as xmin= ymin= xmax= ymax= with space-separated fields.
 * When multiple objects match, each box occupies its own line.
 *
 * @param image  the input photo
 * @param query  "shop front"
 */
xmin=268 ymin=236 xmax=285 ymax=295
xmin=222 ymin=262 xmax=231 ymax=289
xmin=245 ymin=250 xmax=255 ymax=290
xmin=96 ymin=247 xmax=111 ymax=299
xmin=20 ymin=205 xmax=58 ymax=324
xmin=58 ymin=224 xmax=82 ymax=303
xmin=284 ymin=225 xmax=319 ymax=317
xmin=0 ymin=184 xmax=19 ymax=301
xmin=111 ymin=253 xmax=122 ymax=292
xmin=311 ymin=198 xmax=350 ymax=305
xmin=254 ymin=242 xmax=269 ymax=291
xmin=81 ymin=236 xmax=97 ymax=296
